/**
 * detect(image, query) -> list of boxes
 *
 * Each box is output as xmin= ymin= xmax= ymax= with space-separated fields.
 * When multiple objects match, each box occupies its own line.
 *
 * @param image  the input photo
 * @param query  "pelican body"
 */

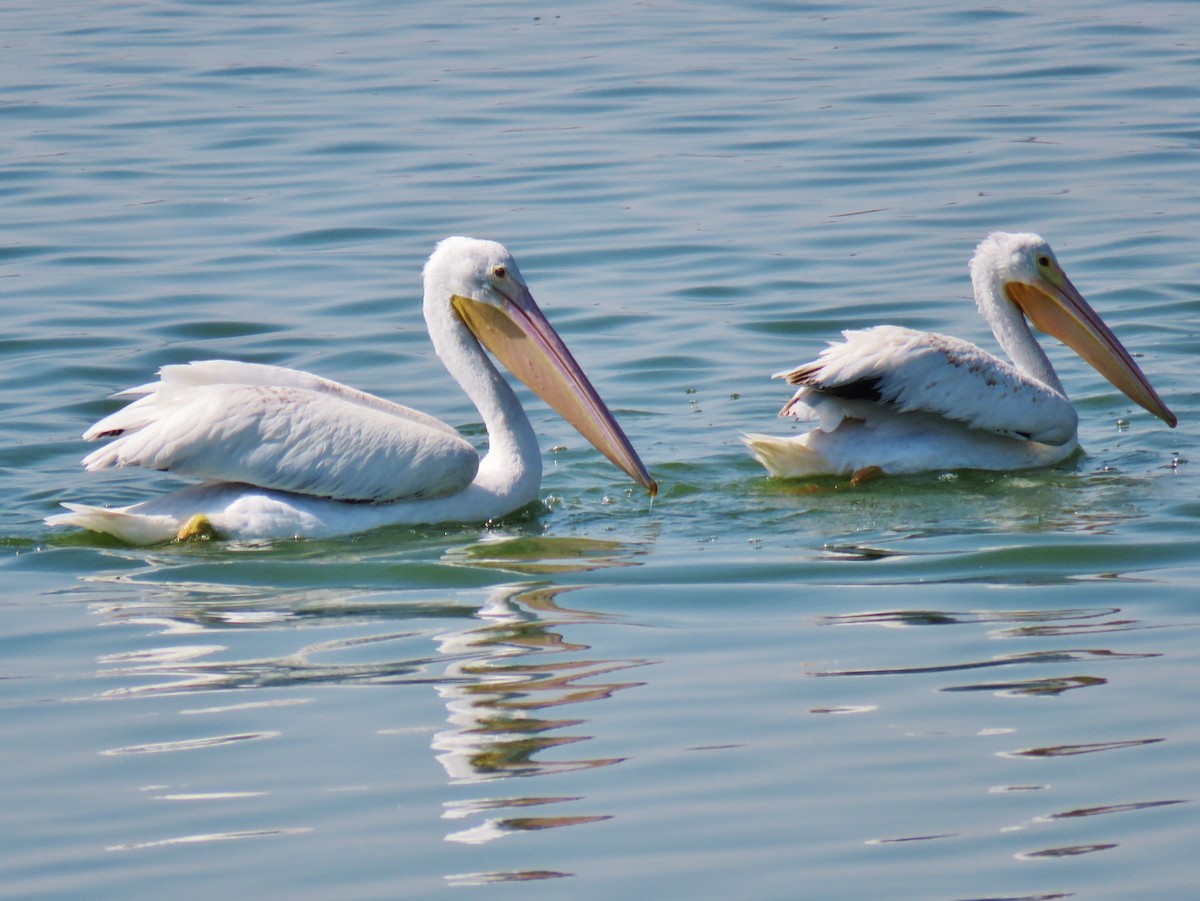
xmin=49 ymin=237 xmax=656 ymax=543
xmin=745 ymin=232 xmax=1176 ymax=477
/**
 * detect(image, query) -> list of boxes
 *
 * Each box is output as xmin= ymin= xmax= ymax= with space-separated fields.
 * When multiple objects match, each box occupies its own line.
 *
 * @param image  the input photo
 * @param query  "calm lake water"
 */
xmin=3 ymin=1 xmax=1198 ymax=898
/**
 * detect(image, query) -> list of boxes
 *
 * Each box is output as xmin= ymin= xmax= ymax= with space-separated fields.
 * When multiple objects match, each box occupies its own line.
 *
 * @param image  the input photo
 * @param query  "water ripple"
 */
xmin=812 ymin=649 xmax=1155 ymax=679
xmin=1003 ymin=738 xmax=1165 ymax=759
xmin=101 ymin=731 xmax=279 ymax=756
xmin=107 ymin=826 xmax=310 ymax=852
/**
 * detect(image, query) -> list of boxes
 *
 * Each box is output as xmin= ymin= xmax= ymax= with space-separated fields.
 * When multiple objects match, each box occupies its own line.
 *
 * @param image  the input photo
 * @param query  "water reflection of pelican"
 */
xmin=83 ymin=534 xmax=653 ymax=854
xmin=432 ymin=583 xmax=650 ymax=845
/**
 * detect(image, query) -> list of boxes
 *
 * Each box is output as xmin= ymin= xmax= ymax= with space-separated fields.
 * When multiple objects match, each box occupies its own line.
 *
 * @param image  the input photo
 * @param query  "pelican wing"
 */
xmin=777 ymin=326 xmax=1078 ymax=445
xmin=81 ymin=361 xmax=480 ymax=502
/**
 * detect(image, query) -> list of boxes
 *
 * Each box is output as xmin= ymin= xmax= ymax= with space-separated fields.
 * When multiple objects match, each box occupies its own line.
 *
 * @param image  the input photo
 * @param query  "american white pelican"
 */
xmin=744 ymin=232 xmax=1176 ymax=477
xmin=48 ymin=237 xmax=656 ymax=543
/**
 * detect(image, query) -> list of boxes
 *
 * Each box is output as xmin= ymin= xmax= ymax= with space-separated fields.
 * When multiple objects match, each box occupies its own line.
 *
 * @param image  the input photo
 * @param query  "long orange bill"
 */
xmin=452 ymin=289 xmax=658 ymax=495
xmin=1007 ymin=274 xmax=1176 ymax=427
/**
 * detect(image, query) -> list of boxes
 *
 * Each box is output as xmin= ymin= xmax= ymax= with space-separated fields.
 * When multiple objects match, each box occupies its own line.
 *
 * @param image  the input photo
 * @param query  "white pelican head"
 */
xmin=424 ymin=236 xmax=657 ymax=495
xmin=973 ymin=231 xmax=1176 ymax=427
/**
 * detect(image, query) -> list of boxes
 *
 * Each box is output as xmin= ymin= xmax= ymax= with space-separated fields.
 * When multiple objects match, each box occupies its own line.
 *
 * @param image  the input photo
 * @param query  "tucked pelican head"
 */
xmin=973 ymin=231 xmax=1176 ymax=427
xmin=424 ymin=236 xmax=657 ymax=495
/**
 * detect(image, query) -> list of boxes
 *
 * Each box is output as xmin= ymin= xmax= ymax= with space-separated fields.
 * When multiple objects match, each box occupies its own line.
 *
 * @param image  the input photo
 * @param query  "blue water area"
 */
xmin=2 ymin=2 xmax=1198 ymax=899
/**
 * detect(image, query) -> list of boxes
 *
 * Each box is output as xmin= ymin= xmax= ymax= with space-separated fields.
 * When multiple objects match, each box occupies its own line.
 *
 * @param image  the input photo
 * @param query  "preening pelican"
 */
xmin=48 ymin=237 xmax=656 ymax=543
xmin=744 ymin=232 xmax=1176 ymax=477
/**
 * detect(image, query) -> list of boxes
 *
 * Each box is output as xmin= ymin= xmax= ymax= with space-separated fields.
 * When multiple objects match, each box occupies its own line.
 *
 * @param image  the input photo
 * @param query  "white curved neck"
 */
xmin=972 ymin=262 xmax=1066 ymax=396
xmin=423 ymin=286 xmax=542 ymax=500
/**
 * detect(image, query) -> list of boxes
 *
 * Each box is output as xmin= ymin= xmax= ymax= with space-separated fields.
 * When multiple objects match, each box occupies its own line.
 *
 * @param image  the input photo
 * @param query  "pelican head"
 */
xmin=974 ymin=231 xmax=1176 ymax=427
xmin=425 ymin=236 xmax=657 ymax=495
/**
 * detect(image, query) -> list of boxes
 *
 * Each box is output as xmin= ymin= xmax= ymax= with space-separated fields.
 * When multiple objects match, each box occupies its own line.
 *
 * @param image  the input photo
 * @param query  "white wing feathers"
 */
xmin=81 ymin=361 xmax=479 ymax=502
xmin=776 ymin=326 xmax=1078 ymax=446
xmin=89 ymin=360 xmax=461 ymax=438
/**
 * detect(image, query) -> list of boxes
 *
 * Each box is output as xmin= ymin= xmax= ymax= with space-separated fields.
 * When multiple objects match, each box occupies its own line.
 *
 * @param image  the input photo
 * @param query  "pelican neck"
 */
xmin=973 ymin=263 xmax=1067 ymax=397
xmin=423 ymin=290 xmax=543 ymax=495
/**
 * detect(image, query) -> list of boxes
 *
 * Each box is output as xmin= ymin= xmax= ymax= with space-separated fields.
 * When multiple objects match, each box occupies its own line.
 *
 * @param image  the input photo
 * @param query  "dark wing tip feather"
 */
xmin=821 ymin=377 xmax=884 ymax=402
xmin=778 ymin=362 xmax=822 ymax=386
xmin=780 ymin=362 xmax=885 ymax=403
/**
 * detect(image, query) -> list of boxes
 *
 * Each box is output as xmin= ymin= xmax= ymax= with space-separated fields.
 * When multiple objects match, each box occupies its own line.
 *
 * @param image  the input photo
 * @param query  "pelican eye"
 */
xmin=1036 ymin=255 xmax=1051 ymax=268
xmin=492 ymin=265 xmax=507 ymax=279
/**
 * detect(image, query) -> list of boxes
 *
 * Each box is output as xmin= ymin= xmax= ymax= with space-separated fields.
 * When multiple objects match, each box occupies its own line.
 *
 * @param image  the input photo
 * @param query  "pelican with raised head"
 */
xmin=744 ymin=232 xmax=1176 ymax=477
xmin=48 ymin=237 xmax=656 ymax=543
